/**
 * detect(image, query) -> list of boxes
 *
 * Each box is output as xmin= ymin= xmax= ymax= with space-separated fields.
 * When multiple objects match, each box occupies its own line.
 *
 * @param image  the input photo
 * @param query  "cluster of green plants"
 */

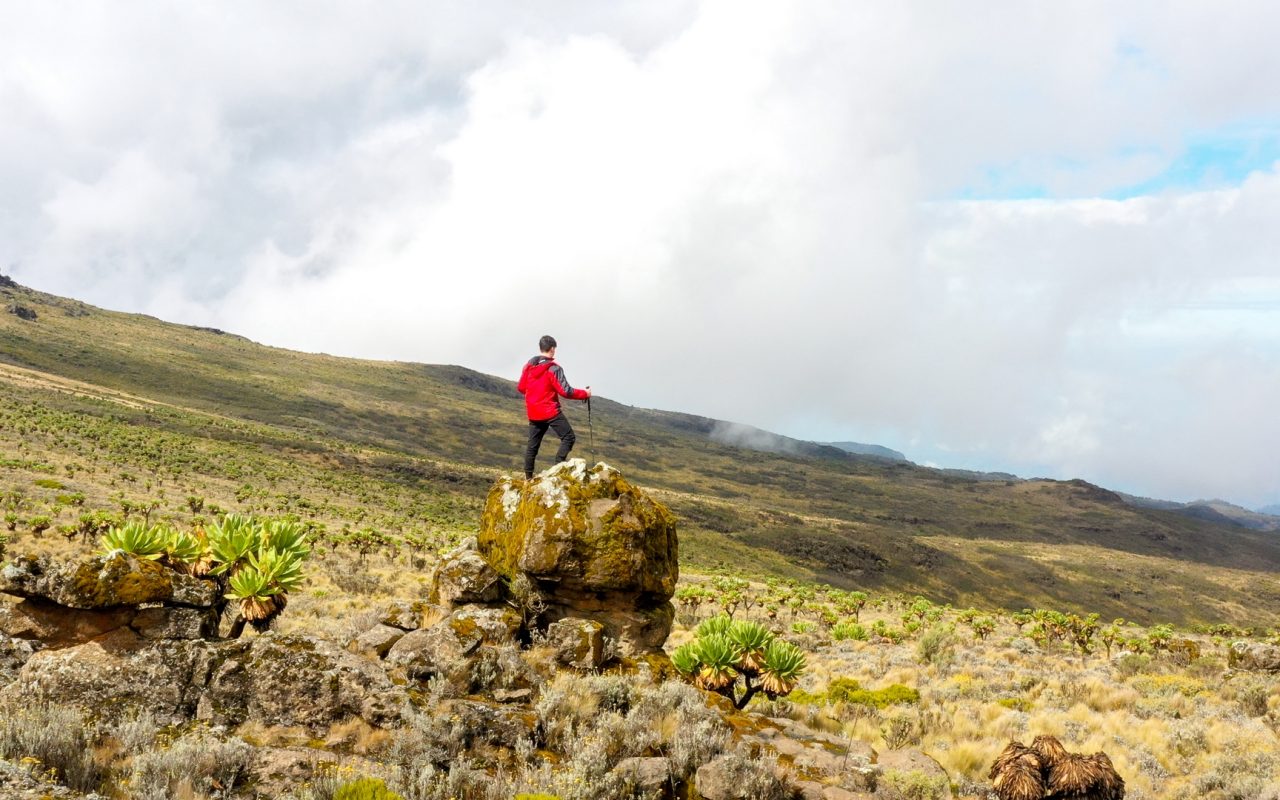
xmin=789 ymin=676 xmax=921 ymax=709
xmin=97 ymin=514 xmax=311 ymax=635
xmin=672 ymin=615 xmax=808 ymax=709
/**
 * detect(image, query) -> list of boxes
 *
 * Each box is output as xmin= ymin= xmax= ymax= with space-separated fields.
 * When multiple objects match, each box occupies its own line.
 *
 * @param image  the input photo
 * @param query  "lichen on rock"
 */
xmin=478 ymin=459 xmax=678 ymax=655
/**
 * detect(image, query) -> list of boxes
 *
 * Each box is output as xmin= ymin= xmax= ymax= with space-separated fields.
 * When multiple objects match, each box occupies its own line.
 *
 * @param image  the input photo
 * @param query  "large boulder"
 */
xmin=479 ymin=460 xmax=678 ymax=654
xmin=198 ymin=633 xmax=407 ymax=731
xmin=0 ymin=553 xmax=217 ymax=609
xmin=1229 ymin=641 xmax=1280 ymax=672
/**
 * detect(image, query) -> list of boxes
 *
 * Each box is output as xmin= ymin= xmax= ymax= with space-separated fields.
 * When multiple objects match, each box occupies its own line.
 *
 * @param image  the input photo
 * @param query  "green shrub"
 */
xmin=997 ymin=697 xmax=1032 ymax=712
xmin=882 ymin=768 xmax=950 ymax=800
xmin=915 ymin=624 xmax=956 ymax=667
xmin=33 ymin=478 xmax=65 ymax=490
xmin=1115 ymin=653 xmax=1152 ymax=678
xmin=843 ymin=684 xmax=920 ymax=709
xmin=826 ymin=677 xmax=863 ymax=703
xmin=832 ymin=621 xmax=868 ymax=641
xmin=334 ymin=778 xmax=404 ymax=800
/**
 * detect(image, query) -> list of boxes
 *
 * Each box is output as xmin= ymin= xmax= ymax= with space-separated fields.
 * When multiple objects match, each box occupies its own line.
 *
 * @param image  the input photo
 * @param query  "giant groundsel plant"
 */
xmin=672 ymin=615 xmax=807 ymax=709
xmin=98 ymin=513 xmax=311 ymax=637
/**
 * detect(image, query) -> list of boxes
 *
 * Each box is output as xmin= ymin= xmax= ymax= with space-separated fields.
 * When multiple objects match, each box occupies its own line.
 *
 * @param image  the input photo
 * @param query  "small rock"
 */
xmin=428 ymin=549 xmax=504 ymax=607
xmin=385 ymin=606 xmax=522 ymax=682
xmin=614 ymin=757 xmax=671 ymax=798
xmin=1167 ymin=638 xmax=1201 ymax=664
xmin=876 ymin=749 xmax=952 ymax=799
xmin=7 ymin=305 xmax=36 ymax=321
xmin=493 ymin=687 xmax=533 ymax=703
xmin=348 ymin=624 xmax=405 ymax=659
xmin=0 ymin=633 xmax=38 ymax=682
xmin=448 ymin=698 xmax=537 ymax=749
xmin=795 ymin=780 xmax=825 ymax=800
xmin=547 ymin=617 xmax=605 ymax=670
xmin=379 ymin=600 xmax=429 ymax=631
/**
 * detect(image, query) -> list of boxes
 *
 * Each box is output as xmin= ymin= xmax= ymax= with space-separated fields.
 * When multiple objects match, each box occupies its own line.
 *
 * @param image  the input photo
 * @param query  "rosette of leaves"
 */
xmin=163 ymin=528 xmax=210 ymax=574
xmin=99 ymin=521 xmax=171 ymax=560
xmin=672 ymin=614 xmax=807 ymax=709
xmin=692 ymin=634 xmax=739 ymax=691
xmin=207 ymin=514 xmax=261 ymax=573
xmin=727 ymin=619 xmax=772 ymax=675
xmin=207 ymin=515 xmax=310 ymax=635
xmin=696 ymin=615 xmax=733 ymax=638
xmin=758 ymin=639 xmax=807 ymax=698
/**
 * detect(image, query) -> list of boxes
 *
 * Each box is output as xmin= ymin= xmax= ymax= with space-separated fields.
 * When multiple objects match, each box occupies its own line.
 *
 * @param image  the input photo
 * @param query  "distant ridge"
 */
xmin=827 ymin=441 xmax=908 ymax=462
xmin=1121 ymin=493 xmax=1280 ymax=532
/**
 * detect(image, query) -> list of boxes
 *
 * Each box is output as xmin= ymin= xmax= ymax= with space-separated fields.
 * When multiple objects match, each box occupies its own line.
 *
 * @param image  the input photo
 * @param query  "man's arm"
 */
xmin=549 ymin=364 xmax=589 ymax=400
xmin=516 ymin=363 xmax=529 ymax=395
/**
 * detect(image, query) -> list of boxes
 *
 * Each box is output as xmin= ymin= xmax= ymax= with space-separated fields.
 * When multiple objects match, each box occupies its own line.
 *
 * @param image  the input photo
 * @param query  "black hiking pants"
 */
xmin=525 ymin=412 xmax=575 ymax=478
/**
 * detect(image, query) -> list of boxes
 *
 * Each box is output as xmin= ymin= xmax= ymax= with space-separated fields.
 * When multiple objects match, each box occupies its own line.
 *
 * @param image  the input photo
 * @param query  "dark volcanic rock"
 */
xmin=0 ymin=628 xmax=220 ymax=724
xmin=0 ymin=597 xmax=135 ymax=648
xmin=0 ymin=633 xmax=38 ymax=683
xmin=199 ymin=633 xmax=407 ymax=731
xmin=428 ymin=540 xmax=504 ymax=607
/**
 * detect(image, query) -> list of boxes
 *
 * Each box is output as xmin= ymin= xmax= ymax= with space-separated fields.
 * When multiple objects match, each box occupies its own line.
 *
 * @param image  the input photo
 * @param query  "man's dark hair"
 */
xmin=539 ymin=335 xmax=557 ymax=353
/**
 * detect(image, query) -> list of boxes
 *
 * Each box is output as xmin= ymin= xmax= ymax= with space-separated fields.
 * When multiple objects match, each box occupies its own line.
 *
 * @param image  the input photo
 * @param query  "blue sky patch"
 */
xmin=953 ymin=123 xmax=1280 ymax=201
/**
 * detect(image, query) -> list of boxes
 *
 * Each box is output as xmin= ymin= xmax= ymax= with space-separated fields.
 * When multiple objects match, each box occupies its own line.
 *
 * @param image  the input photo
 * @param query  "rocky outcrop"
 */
xmin=479 ymin=460 xmax=678 ymax=654
xmin=0 ymin=554 xmax=219 ymax=650
xmin=1229 ymin=641 xmax=1280 ymax=672
xmin=1 ymin=553 xmax=406 ymax=732
xmin=0 ymin=553 xmax=217 ymax=609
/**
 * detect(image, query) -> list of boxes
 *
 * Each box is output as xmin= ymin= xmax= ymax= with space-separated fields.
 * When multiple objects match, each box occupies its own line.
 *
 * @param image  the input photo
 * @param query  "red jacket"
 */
xmin=517 ymin=356 xmax=588 ymax=421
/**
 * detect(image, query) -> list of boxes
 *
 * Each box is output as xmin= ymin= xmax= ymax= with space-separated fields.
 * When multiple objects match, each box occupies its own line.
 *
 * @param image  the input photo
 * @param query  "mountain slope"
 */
xmin=2 ymin=278 xmax=1279 ymax=625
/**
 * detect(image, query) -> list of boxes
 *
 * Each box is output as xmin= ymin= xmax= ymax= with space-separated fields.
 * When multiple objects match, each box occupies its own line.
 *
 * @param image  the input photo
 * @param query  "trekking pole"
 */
xmin=586 ymin=396 xmax=596 ymax=465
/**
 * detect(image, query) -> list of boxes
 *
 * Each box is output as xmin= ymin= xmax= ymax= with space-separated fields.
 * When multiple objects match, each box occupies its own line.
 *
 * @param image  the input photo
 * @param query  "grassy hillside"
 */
xmin=2 ymin=278 xmax=1278 ymax=625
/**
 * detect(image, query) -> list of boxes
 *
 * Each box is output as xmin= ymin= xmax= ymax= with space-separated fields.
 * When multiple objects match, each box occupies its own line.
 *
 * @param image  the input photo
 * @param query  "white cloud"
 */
xmin=2 ymin=1 xmax=1279 ymax=506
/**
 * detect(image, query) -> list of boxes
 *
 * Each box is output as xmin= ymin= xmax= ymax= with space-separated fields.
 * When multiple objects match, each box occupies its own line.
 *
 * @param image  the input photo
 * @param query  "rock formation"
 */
xmin=478 ymin=459 xmax=679 ymax=654
xmin=1228 ymin=641 xmax=1280 ymax=672
xmin=0 ymin=552 xmax=405 ymax=730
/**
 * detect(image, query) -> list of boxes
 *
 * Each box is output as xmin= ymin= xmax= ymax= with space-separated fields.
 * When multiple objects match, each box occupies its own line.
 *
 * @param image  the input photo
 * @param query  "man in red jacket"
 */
xmin=517 ymin=335 xmax=591 ymax=479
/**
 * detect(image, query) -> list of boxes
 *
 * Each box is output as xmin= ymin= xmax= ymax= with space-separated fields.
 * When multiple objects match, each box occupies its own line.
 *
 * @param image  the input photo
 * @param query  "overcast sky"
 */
xmin=3 ymin=2 xmax=1279 ymax=508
